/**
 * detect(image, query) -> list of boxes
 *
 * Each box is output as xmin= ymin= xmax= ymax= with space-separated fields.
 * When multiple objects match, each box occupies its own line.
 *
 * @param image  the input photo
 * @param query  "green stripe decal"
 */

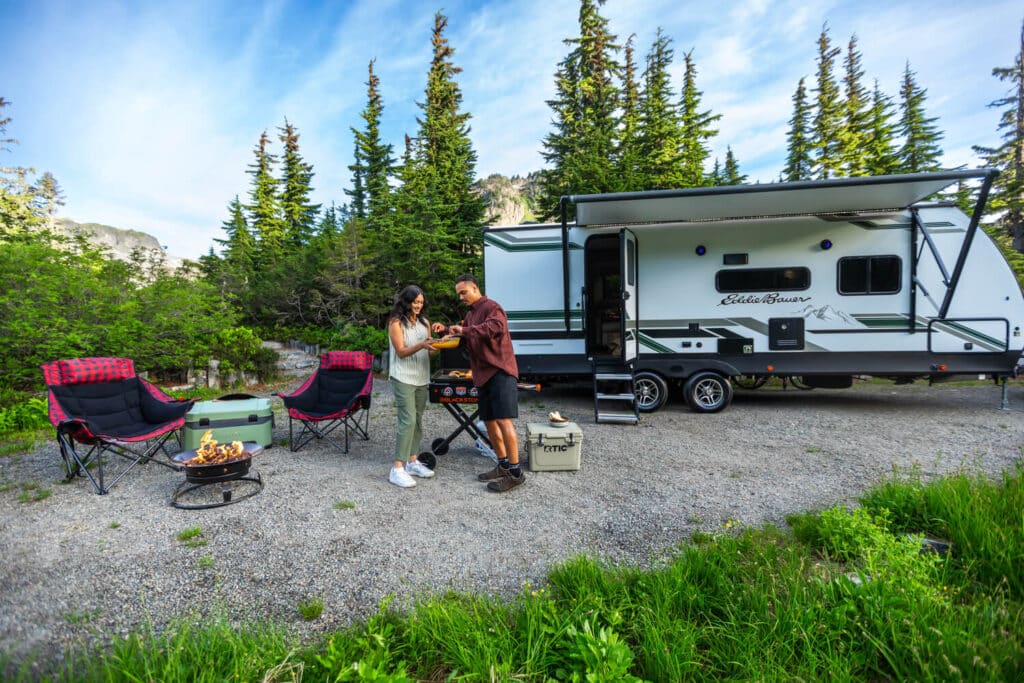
xmin=484 ymin=233 xmax=582 ymax=251
xmin=638 ymin=332 xmax=674 ymax=354
xmin=507 ymin=310 xmax=582 ymax=320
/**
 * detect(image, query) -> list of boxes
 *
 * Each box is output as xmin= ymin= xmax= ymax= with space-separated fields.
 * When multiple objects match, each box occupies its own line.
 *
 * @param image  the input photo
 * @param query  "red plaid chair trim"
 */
xmin=41 ymin=357 xmax=136 ymax=386
xmin=320 ymin=351 xmax=374 ymax=371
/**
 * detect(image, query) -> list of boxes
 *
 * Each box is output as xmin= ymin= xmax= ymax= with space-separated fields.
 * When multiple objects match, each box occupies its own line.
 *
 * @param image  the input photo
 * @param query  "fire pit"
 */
xmin=170 ymin=441 xmax=264 ymax=509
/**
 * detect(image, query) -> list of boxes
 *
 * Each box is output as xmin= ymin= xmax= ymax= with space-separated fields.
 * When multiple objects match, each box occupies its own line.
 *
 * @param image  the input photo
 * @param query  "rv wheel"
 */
xmin=684 ymin=372 xmax=733 ymax=413
xmin=634 ymin=371 xmax=669 ymax=412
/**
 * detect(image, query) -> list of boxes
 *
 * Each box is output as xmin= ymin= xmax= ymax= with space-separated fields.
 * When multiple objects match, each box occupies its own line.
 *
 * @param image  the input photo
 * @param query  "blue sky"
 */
xmin=2 ymin=0 xmax=1021 ymax=259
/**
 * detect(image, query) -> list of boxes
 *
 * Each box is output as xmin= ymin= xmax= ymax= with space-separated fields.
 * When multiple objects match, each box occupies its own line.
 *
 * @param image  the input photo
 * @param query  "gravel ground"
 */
xmin=1 ymin=377 xmax=1022 ymax=673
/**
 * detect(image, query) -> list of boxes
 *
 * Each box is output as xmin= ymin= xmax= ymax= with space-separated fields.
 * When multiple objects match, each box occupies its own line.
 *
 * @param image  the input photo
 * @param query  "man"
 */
xmin=433 ymin=274 xmax=524 ymax=492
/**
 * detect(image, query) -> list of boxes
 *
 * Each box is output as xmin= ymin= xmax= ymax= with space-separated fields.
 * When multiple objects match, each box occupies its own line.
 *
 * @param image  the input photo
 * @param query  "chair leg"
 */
xmin=344 ymin=409 xmax=370 ymax=453
xmin=57 ymin=427 xmax=182 ymax=495
xmin=58 ymin=428 xmax=109 ymax=494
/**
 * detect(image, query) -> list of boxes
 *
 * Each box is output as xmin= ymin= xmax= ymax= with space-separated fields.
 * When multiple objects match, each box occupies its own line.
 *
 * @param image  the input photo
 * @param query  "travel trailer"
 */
xmin=483 ymin=170 xmax=1024 ymax=420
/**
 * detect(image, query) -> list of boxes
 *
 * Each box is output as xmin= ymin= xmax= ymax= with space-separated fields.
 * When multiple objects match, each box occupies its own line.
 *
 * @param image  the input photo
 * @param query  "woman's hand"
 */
xmin=431 ymin=322 xmax=447 ymax=335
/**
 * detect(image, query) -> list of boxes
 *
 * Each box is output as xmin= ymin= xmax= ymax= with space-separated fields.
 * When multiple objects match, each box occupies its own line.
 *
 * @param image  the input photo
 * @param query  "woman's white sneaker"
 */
xmin=389 ymin=466 xmax=416 ymax=488
xmin=405 ymin=460 xmax=435 ymax=478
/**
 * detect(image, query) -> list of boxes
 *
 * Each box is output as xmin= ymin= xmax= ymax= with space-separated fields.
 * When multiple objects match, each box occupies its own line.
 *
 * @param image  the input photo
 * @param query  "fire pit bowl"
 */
xmin=170 ymin=442 xmax=264 ymax=509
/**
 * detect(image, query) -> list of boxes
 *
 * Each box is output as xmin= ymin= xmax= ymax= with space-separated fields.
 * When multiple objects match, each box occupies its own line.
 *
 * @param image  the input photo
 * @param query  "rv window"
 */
xmin=715 ymin=267 xmax=810 ymax=292
xmin=838 ymin=256 xmax=901 ymax=295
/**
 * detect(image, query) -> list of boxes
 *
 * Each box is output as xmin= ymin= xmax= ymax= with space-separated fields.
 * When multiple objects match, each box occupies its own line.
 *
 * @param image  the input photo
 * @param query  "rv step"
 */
xmin=596 ymin=392 xmax=636 ymax=401
xmin=597 ymin=412 xmax=639 ymax=424
xmin=595 ymin=373 xmax=633 ymax=381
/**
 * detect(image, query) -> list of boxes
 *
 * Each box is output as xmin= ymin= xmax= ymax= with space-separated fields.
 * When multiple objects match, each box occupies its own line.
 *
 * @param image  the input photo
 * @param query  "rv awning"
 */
xmin=570 ymin=169 xmax=995 ymax=227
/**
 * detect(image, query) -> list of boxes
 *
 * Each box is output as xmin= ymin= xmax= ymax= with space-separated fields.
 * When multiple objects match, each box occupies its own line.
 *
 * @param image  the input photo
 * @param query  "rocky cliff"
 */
xmin=475 ymin=172 xmax=544 ymax=226
xmin=53 ymin=218 xmax=187 ymax=271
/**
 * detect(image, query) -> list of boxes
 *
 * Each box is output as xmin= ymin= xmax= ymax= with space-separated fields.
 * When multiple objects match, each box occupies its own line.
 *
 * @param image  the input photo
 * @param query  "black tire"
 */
xmin=789 ymin=376 xmax=814 ymax=390
xmin=731 ymin=375 xmax=768 ymax=390
xmin=684 ymin=372 xmax=733 ymax=413
xmin=417 ymin=451 xmax=437 ymax=470
xmin=634 ymin=371 xmax=669 ymax=412
xmin=430 ymin=437 xmax=449 ymax=456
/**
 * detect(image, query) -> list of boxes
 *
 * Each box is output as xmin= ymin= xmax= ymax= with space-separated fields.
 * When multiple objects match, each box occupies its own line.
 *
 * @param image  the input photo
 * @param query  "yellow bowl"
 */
xmin=430 ymin=338 xmax=461 ymax=349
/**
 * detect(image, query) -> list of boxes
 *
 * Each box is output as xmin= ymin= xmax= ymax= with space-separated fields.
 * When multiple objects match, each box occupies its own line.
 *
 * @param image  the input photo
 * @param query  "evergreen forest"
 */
xmin=1 ymin=3 xmax=1023 ymax=408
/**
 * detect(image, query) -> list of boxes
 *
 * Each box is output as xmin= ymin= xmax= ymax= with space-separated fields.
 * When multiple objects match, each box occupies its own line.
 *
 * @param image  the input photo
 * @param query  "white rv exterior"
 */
xmin=483 ymin=171 xmax=1024 ymax=412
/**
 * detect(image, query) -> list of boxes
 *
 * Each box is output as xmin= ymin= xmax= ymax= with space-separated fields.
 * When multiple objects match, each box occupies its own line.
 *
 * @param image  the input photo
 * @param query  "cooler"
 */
xmin=526 ymin=422 xmax=582 ymax=471
xmin=184 ymin=396 xmax=274 ymax=449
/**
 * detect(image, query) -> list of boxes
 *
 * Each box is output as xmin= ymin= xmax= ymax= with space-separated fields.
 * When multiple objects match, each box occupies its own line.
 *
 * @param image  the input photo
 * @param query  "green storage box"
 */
xmin=184 ymin=397 xmax=274 ymax=449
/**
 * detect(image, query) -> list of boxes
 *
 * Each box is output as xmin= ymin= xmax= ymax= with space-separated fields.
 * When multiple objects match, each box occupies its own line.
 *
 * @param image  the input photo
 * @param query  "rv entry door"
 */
xmin=620 ymin=229 xmax=638 ymax=364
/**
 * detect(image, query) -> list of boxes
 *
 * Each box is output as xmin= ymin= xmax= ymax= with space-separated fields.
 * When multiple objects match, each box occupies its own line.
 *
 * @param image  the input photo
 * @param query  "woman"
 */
xmin=387 ymin=285 xmax=439 ymax=488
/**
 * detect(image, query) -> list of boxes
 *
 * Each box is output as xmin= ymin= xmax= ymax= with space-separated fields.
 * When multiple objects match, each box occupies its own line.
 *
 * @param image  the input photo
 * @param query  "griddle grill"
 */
xmin=427 ymin=369 xmax=489 ymax=459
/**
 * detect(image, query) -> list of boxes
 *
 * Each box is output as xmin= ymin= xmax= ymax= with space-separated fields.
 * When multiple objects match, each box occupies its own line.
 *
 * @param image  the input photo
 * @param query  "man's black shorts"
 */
xmin=478 ymin=370 xmax=518 ymax=421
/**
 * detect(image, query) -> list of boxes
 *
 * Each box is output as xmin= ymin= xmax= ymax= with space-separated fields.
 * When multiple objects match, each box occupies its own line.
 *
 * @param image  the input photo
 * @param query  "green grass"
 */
xmin=333 ymin=499 xmax=355 ymax=510
xmin=175 ymin=526 xmax=207 ymax=548
xmin=0 ymin=435 xmax=41 ymax=457
xmin=297 ymin=597 xmax=324 ymax=621
xmin=9 ymin=464 xmax=1024 ymax=681
xmin=15 ymin=482 xmax=51 ymax=503
xmin=195 ymin=555 xmax=215 ymax=569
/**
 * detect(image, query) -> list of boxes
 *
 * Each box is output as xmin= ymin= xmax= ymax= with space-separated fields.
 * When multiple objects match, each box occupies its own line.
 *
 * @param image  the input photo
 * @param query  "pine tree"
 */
xmin=539 ymin=0 xmax=621 ymax=217
xmin=810 ymin=25 xmax=843 ymax=178
xmin=783 ymin=77 xmax=813 ymax=181
xmin=0 ymin=97 xmax=13 ymax=152
xmin=277 ymin=119 xmax=320 ymax=248
xmin=722 ymin=146 xmax=747 ymax=185
xmin=617 ymin=34 xmax=644 ymax=192
xmin=245 ymin=131 xmax=283 ymax=264
xmin=710 ymin=158 xmax=722 ymax=185
xmin=346 ymin=60 xmax=399 ymax=322
xmin=639 ymin=28 xmax=684 ymax=189
xmin=974 ymin=19 xmax=1024 ymax=249
xmin=863 ymin=80 xmax=900 ymax=175
xmin=317 ymin=202 xmax=340 ymax=240
xmin=678 ymin=50 xmax=720 ymax=187
xmin=34 ymin=171 xmax=65 ymax=227
xmin=410 ymin=12 xmax=487 ymax=293
xmin=0 ymin=97 xmax=44 ymax=238
xmin=207 ymin=196 xmax=256 ymax=309
xmin=897 ymin=62 xmax=943 ymax=172
xmin=839 ymin=34 xmax=871 ymax=176
xmin=348 ymin=60 xmax=395 ymax=223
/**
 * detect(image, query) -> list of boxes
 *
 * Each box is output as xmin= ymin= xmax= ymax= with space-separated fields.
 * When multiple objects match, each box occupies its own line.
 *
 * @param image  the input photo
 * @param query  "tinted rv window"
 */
xmin=715 ymin=267 xmax=810 ymax=292
xmin=838 ymin=256 xmax=901 ymax=295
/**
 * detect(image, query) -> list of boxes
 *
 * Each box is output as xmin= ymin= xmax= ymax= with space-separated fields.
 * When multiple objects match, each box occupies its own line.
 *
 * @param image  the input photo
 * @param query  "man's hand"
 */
xmin=431 ymin=322 xmax=447 ymax=335
xmin=449 ymin=324 xmax=464 ymax=336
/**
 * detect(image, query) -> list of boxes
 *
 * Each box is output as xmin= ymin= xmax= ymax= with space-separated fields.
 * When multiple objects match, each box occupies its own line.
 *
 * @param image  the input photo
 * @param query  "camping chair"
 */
xmin=278 ymin=351 xmax=374 ymax=453
xmin=41 ymin=357 xmax=195 ymax=495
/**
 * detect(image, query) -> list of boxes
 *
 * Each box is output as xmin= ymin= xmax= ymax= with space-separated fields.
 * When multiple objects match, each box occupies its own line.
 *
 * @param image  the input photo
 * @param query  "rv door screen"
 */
xmin=621 ymin=229 xmax=638 ymax=364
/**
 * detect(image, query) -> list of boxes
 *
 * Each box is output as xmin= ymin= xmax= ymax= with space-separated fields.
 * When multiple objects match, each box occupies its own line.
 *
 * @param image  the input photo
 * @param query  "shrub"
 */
xmin=0 ymin=397 xmax=49 ymax=438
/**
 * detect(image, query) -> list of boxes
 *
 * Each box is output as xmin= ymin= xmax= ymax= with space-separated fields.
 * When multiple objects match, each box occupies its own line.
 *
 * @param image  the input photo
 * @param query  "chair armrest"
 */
xmin=140 ymin=389 xmax=194 ymax=424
